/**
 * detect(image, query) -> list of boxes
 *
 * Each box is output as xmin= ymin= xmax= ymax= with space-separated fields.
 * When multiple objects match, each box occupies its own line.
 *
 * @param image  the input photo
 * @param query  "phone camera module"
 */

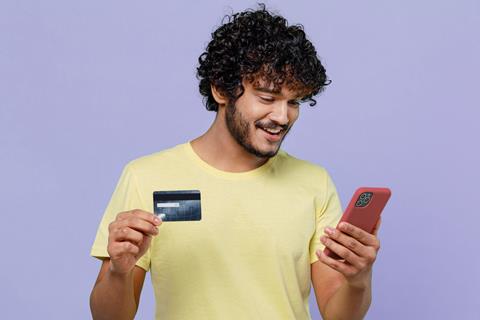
xmin=355 ymin=192 xmax=373 ymax=207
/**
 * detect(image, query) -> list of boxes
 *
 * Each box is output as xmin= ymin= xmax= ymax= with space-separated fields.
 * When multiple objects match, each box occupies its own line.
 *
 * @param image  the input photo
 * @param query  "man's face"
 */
xmin=224 ymin=78 xmax=302 ymax=158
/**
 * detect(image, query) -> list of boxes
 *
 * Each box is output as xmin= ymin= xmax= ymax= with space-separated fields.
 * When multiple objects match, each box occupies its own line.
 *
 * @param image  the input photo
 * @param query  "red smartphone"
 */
xmin=324 ymin=187 xmax=391 ymax=259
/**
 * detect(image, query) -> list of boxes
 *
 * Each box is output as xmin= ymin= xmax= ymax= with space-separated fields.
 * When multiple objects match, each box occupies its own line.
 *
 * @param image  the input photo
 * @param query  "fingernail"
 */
xmin=320 ymin=236 xmax=327 ymax=243
xmin=154 ymin=217 xmax=161 ymax=224
xmin=339 ymin=222 xmax=347 ymax=229
xmin=325 ymin=227 xmax=335 ymax=235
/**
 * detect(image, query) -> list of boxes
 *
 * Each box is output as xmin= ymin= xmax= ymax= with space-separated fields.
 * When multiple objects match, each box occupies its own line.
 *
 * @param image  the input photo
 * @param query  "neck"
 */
xmin=190 ymin=110 xmax=269 ymax=173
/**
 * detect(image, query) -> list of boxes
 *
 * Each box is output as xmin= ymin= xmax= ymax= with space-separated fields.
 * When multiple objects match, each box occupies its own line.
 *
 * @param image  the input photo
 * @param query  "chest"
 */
xmin=149 ymin=182 xmax=316 ymax=265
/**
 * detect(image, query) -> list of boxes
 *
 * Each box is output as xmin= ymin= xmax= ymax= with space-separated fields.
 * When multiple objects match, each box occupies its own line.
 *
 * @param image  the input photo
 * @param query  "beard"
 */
xmin=224 ymin=101 xmax=289 ymax=159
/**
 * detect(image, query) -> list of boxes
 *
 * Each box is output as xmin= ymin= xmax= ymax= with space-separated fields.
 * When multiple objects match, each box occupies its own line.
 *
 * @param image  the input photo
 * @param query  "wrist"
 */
xmin=346 ymin=269 xmax=372 ymax=290
xmin=108 ymin=263 xmax=134 ymax=280
xmin=346 ymin=280 xmax=369 ymax=292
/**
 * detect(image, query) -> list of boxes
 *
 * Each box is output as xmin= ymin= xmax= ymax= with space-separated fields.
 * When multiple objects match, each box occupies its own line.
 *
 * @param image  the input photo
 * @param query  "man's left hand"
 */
xmin=316 ymin=218 xmax=382 ymax=288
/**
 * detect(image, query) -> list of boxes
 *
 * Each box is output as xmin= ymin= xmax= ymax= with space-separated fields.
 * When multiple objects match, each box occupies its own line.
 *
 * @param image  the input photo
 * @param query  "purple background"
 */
xmin=1 ymin=1 xmax=479 ymax=319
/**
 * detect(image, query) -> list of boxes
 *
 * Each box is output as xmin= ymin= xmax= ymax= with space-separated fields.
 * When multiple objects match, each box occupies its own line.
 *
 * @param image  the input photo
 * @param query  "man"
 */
xmin=90 ymin=4 xmax=381 ymax=320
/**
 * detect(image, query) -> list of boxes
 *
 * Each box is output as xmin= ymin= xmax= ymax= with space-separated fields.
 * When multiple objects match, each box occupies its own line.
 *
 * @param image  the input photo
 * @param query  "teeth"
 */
xmin=263 ymin=128 xmax=281 ymax=134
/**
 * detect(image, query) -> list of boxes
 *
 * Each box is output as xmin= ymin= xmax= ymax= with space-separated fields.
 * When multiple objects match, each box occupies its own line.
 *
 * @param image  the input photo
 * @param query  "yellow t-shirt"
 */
xmin=90 ymin=141 xmax=342 ymax=320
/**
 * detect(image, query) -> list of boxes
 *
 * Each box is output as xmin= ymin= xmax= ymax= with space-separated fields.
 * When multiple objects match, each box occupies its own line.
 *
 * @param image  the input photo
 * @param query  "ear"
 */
xmin=210 ymin=84 xmax=228 ymax=107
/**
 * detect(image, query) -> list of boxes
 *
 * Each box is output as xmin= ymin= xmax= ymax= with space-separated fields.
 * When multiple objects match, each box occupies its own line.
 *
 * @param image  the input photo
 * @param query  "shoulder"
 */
xmin=275 ymin=149 xmax=330 ymax=180
xmin=123 ymin=142 xmax=186 ymax=175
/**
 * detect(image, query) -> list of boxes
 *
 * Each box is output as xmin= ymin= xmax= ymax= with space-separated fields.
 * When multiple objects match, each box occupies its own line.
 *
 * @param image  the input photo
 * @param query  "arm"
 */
xmin=311 ymin=218 xmax=381 ymax=320
xmin=90 ymin=209 xmax=162 ymax=320
xmin=90 ymin=259 xmax=146 ymax=320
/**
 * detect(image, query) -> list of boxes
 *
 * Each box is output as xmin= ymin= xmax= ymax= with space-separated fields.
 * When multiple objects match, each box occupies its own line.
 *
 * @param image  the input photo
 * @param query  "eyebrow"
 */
xmin=254 ymin=86 xmax=302 ymax=100
xmin=254 ymin=86 xmax=282 ymax=95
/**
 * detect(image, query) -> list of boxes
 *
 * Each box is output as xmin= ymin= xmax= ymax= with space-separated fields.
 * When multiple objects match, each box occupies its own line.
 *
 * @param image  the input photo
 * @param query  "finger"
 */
xmin=114 ymin=217 xmax=159 ymax=236
xmin=372 ymin=217 xmax=382 ymax=237
xmin=316 ymin=249 xmax=356 ymax=277
xmin=111 ymin=227 xmax=145 ymax=245
xmin=320 ymin=235 xmax=363 ymax=268
xmin=324 ymin=227 xmax=369 ymax=258
xmin=131 ymin=209 xmax=163 ymax=226
xmin=138 ymin=234 xmax=153 ymax=252
xmin=108 ymin=241 xmax=140 ymax=258
xmin=338 ymin=222 xmax=378 ymax=247
xmin=117 ymin=209 xmax=162 ymax=226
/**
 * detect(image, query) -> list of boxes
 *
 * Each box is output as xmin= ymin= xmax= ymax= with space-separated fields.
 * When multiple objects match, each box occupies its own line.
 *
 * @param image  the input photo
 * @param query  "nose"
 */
xmin=269 ymin=101 xmax=289 ymax=126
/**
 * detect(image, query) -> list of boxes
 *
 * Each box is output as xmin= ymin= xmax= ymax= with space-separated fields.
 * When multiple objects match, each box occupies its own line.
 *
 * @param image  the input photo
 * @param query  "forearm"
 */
xmin=90 ymin=269 xmax=137 ymax=320
xmin=323 ymin=275 xmax=372 ymax=320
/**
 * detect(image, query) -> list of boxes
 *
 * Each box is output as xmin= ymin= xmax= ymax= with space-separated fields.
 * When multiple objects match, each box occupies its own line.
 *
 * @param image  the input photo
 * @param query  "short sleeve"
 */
xmin=309 ymin=170 xmax=343 ymax=264
xmin=90 ymin=162 xmax=151 ymax=271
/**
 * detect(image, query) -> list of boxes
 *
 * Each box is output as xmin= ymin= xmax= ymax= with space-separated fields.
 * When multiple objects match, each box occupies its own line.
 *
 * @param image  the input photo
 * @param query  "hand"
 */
xmin=107 ymin=209 xmax=162 ymax=275
xmin=316 ymin=218 xmax=382 ymax=288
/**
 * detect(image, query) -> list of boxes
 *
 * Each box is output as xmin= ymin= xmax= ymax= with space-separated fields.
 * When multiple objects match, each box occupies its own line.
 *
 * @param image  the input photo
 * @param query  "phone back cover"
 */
xmin=341 ymin=187 xmax=391 ymax=233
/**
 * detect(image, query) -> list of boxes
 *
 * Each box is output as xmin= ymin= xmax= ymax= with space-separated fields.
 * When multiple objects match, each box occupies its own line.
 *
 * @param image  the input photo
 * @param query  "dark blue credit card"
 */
xmin=153 ymin=190 xmax=201 ymax=222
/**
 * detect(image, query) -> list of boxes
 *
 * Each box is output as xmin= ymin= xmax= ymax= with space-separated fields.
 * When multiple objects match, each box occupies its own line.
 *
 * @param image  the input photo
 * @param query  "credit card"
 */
xmin=153 ymin=190 xmax=201 ymax=222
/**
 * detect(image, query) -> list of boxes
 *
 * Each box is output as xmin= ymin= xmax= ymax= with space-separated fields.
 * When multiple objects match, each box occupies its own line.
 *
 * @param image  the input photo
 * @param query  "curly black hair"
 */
xmin=196 ymin=2 xmax=331 ymax=112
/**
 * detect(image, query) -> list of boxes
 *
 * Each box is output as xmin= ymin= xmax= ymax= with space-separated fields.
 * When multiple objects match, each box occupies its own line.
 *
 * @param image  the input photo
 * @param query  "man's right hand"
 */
xmin=107 ymin=209 xmax=162 ymax=275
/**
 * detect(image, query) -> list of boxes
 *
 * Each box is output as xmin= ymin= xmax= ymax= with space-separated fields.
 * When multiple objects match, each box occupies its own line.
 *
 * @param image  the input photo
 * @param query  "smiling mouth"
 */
xmin=259 ymin=127 xmax=283 ymax=135
xmin=257 ymin=126 xmax=285 ymax=142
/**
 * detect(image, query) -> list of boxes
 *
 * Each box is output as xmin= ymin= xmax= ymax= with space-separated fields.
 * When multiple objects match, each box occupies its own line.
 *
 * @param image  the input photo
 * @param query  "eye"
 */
xmin=259 ymin=96 xmax=300 ymax=107
xmin=259 ymin=97 xmax=274 ymax=103
xmin=287 ymin=100 xmax=301 ymax=108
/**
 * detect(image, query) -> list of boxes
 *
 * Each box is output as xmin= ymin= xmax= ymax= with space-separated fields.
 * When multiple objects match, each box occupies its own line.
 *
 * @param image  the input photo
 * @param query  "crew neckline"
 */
xmin=182 ymin=141 xmax=279 ymax=179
